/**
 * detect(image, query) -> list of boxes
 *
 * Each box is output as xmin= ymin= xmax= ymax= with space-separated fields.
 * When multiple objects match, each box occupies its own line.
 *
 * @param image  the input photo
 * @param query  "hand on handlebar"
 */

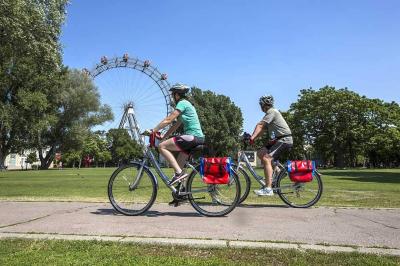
xmin=242 ymin=132 xmax=255 ymax=146
xmin=141 ymin=129 xmax=153 ymax=136
xmin=142 ymin=129 xmax=162 ymax=139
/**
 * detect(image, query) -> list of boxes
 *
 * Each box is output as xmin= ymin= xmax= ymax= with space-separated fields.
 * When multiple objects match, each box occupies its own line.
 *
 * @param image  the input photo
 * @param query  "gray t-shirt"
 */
xmin=261 ymin=108 xmax=293 ymax=144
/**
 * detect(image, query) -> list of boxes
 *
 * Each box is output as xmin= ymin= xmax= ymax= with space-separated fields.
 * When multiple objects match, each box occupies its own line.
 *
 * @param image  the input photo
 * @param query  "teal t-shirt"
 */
xmin=175 ymin=99 xmax=204 ymax=138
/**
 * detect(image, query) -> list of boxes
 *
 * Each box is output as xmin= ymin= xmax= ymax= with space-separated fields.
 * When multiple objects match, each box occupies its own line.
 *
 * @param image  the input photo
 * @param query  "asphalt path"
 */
xmin=0 ymin=201 xmax=399 ymax=249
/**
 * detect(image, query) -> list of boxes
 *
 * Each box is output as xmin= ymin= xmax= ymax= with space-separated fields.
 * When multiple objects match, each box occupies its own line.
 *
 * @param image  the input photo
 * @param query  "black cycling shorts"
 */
xmin=266 ymin=141 xmax=293 ymax=160
xmin=173 ymin=135 xmax=205 ymax=154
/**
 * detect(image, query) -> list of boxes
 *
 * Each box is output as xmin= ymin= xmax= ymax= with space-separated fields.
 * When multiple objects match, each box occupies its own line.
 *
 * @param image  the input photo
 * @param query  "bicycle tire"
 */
xmin=187 ymin=165 xmax=241 ymax=217
xmin=276 ymin=169 xmax=323 ymax=208
xmin=108 ymin=162 xmax=157 ymax=216
xmin=231 ymin=164 xmax=252 ymax=204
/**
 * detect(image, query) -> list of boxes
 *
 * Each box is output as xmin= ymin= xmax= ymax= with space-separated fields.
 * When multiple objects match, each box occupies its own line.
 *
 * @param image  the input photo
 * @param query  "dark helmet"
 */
xmin=169 ymin=83 xmax=190 ymax=95
xmin=259 ymin=95 xmax=274 ymax=107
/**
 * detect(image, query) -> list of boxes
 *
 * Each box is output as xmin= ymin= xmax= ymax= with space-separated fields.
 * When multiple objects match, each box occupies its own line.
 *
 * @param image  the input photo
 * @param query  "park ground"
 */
xmin=0 ymin=168 xmax=399 ymax=265
xmin=0 ymin=168 xmax=399 ymax=208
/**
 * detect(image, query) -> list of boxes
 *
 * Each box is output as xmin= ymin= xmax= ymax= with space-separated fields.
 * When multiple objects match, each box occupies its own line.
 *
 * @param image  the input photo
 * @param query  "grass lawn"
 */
xmin=0 ymin=238 xmax=399 ymax=266
xmin=0 ymin=167 xmax=399 ymax=208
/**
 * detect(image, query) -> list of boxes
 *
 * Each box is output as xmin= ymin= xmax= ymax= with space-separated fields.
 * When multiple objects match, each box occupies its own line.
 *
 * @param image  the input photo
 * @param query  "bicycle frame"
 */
xmin=236 ymin=150 xmax=288 ymax=188
xmin=237 ymin=150 xmax=266 ymax=187
xmin=131 ymin=140 xmax=198 ymax=194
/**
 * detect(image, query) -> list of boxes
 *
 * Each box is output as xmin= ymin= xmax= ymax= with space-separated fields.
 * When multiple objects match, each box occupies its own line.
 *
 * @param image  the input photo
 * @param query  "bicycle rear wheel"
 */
xmin=108 ymin=162 xmax=157 ymax=216
xmin=187 ymin=165 xmax=241 ymax=217
xmin=276 ymin=169 xmax=323 ymax=208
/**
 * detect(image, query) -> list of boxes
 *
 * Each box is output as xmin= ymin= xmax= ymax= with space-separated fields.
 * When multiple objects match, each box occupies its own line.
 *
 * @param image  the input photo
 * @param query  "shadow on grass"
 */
xmin=92 ymin=208 xmax=203 ymax=218
xmin=322 ymin=171 xmax=400 ymax=184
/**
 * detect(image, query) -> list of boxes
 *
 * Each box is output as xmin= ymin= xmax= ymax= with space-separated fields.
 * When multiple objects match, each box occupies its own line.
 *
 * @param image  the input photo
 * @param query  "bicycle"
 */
xmin=108 ymin=131 xmax=241 ymax=217
xmin=234 ymin=137 xmax=323 ymax=208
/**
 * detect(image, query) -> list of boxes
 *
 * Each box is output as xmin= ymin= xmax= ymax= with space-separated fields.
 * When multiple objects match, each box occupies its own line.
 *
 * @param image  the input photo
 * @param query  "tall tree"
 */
xmin=35 ymin=69 xmax=113 ymax=169
xmin=288 ymin=86 xmax=400 ymax=167
xmin=190 ymin=88 xmax=243 ymax=157
xmin=0 ymin=0 xmax=68 ymax=168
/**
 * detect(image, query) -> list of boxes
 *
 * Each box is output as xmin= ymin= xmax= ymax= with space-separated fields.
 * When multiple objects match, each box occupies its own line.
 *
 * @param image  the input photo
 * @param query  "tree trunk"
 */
xmin=39 ymin=146 xmax=55 ymax=169
xmin=0 ymin=151 xmax=6 ymax=170
xmin=334 ymin=149 xmax=345 ymax=168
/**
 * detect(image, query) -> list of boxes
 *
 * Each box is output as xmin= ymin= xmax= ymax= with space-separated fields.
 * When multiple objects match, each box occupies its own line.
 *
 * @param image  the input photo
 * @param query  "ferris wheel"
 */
xmin=83 ymin=54 xmax=174 ymax=144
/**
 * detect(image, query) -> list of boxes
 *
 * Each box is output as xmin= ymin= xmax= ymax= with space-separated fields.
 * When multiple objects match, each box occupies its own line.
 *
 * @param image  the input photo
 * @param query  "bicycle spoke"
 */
xmin=108 ymin=163 xmax=157 ymax=216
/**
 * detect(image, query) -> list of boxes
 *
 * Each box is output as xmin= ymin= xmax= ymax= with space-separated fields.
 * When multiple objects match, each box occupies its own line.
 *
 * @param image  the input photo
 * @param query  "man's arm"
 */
xmin=250 ymin=122 xmax=265 ymax=143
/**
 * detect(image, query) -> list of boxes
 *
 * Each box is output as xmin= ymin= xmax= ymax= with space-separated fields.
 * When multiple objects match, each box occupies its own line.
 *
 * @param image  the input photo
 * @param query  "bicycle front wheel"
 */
xmin=108 ymin=162 xmax=157 ymax=216
xmin=276 ymin=170 xmax=323 ymax=208
xmin=231 ymin=164 xmax=251 ymax=204
xmin=187 ymin=165 xmax=241 ymax=217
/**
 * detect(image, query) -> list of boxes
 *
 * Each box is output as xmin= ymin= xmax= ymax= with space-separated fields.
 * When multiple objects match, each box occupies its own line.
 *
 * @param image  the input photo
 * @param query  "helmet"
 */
xmin=169 ymin=83 xmax=189 ymax=94
xmin=259 ymin=95 xmax=274 ymax=107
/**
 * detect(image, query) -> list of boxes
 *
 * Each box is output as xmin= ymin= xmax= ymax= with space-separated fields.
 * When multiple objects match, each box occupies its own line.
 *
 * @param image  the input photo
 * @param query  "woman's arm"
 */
xmin=162 ymin=120 xmax=182 ymax=140
xmin=153 ymin=110 xmax=181 ymax=133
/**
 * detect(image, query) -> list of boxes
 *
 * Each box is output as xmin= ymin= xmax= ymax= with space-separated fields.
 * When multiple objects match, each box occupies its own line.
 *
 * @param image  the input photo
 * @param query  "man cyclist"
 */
xmin=249 ymin=95 xmax=293 ymax=196
xmin=152 ymin=83 xmax=205 ymax=185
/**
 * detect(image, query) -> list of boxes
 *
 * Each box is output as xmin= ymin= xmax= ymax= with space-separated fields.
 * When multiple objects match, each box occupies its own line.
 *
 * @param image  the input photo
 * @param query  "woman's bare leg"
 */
xmin=158 ymin=138 xmax=182 ymax=173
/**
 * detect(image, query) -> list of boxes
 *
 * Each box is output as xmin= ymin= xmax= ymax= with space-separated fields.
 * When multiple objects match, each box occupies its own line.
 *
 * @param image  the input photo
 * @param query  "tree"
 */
xmin=288 ymin=86 xmax=400 ymax=167
xmin=190 ymin=88 xmax=243 ymax=157
xmin=35 ymin=69 xmax=113 ymax=169
xmin=62 ymin=151 xmax=82 ymax=168
xmin=0 ymin=0 xmax=68 ymax=168
xmin=364 ymin=100 xmax=400 ymax=167
xmin=97 ymin=151 xmax=112 ymax=168
xmin=107 ymin=129 xmax=142 ymax=164
xmin=25 ymin=152 xmax=38 ymax=169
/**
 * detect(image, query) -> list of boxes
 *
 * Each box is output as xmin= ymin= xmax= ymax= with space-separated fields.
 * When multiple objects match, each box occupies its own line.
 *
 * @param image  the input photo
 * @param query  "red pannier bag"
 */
xmin=200 ymin=157 xmax=232 ymax=184
xmin=286 ymin=160 xmax=316 ymax=183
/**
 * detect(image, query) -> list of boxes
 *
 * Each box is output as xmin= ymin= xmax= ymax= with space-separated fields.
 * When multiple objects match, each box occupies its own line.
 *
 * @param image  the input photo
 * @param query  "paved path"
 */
xmin=0 ymin=201 xmax=399 ymax=254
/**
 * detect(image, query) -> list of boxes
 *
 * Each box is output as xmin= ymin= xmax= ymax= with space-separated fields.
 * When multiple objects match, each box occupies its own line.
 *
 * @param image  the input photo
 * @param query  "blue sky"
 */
xmin=61 ymin=0 xmax=400 ymax=132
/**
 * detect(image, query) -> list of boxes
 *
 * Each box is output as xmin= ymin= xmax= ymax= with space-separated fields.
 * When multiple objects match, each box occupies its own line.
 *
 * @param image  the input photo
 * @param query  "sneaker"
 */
xmin=168 ymin=171 xmax=188 ymax=186
xmin=254 ymin=187 xmax=274 ymax=196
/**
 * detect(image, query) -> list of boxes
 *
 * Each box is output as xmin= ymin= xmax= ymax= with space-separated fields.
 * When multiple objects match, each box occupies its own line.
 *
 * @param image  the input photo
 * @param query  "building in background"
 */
xmin=4 ymin=150 xmax=54 ymax=170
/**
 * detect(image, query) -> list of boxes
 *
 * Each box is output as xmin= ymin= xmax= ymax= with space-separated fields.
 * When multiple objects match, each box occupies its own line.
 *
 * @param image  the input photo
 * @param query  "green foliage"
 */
xmin=0 ymin=0 xmax=68 ymax=167
xmin=190 ymin=88 xmax=243 ymax=156
xmin=25 ymin=152 xmax=38 ymax=165
xmin=36 ymin=69 xmax=113 ymax=169
xmin=62 ymin=151 xmax=82 ymax=168
xmin=107 ymin=129 xmax=142 ymax=163
xmin=288 ymin=86 xmax=400 ymax=167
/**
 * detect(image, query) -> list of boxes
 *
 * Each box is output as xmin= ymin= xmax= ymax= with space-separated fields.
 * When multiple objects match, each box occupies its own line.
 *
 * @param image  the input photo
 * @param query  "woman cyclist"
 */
xmin=152 ymin=83 xmax=205 ymax=185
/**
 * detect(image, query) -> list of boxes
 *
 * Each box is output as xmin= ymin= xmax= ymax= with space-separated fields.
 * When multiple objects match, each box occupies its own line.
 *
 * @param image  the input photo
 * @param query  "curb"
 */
xmin=1 ymin=232 xmax=399 ymax=257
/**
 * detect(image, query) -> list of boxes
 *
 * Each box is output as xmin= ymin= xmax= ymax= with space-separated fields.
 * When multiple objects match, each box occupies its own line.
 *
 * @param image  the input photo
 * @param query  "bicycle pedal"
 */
xmin=168 ymin=198 xmax=182 ymax=207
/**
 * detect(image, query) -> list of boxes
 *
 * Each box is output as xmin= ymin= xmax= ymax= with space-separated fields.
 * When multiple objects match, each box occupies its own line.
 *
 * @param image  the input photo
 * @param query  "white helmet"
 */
xmin=259 ymin=95 xmax=274 ymax=107
xmin=169 ymin=83 xmax=189 ymax=94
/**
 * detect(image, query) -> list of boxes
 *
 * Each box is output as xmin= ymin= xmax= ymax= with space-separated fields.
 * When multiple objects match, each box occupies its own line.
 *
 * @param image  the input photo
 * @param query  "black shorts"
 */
xmin=266 ymin=141 xmax=293 ymax=160
xmin=173 ymin=135 xmax=205 ymax=154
